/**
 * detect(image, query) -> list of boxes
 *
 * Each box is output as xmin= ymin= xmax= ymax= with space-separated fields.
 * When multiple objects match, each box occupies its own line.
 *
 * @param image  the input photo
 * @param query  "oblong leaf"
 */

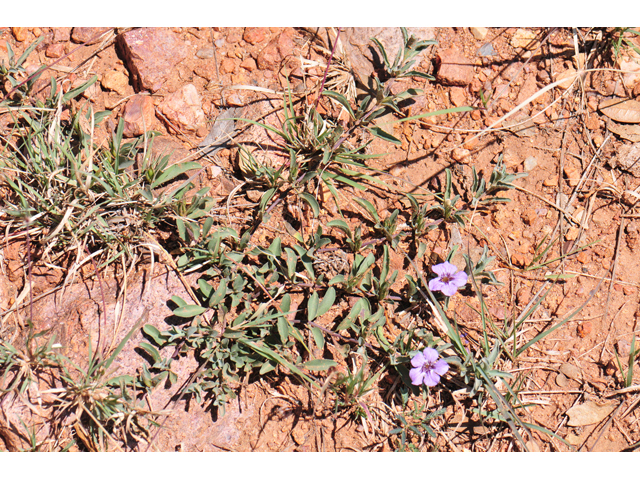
xmin=303 ymin=359 xmax=338 ymax=371
xmin=173 ymin=304 xmax=207 ymax=318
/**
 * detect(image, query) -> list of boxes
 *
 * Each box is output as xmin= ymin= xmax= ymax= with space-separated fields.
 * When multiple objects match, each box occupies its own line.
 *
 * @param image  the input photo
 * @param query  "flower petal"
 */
xmin=410 ymin=352 xmax=425 ymax=368
xmin=431 ymin=261 xmax=457 ymax=277
xmin=451 ymin=271 xmax=468 ymax=287
xmin=440 ymin=282 xmax=459 ymax=296
xmin=428 ymin=278 xmax=444 ymax=292
xmin=422 ymin=347 xmax=439 ymax=363
xmin=423 ymin=370 xmax=441 ymax=387
xmin=409 ymin=367 xmax=425 ymax=386
xmin=433 ymin=359 xmax=450 ymax=376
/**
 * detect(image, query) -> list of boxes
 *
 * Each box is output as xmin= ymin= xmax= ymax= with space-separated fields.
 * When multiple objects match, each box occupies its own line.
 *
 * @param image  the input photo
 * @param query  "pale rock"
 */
xmin=470 ymin=27 xmax=488 ymax=40
xmin=523 ymin=156 xmax=538 ymax=172
xmin=45 ymin=43 xmax=66 ymax=59
xmin=436 ymin=49 xmax=475 ymax=86
xmin=449 ymin=87 xmax=467 ymax=107
xmin=12 ymin=27 xmax=28 ymax=42
xmin=101 ymin=70 xmax=129 ymax=96
xmin=117 ymin=28 xmax=188 ymax=93
xmin=511 ymin=29 xmax=539 ymax=50
xmin=71 ymin=27 xmax=112 ymax=45
xmin=159 ymin=84 xmax=205 ymax=132
xmin=555 ymin=68 xmax=578 ymax=90
xmin=122 ymin=95 xmax=156 ymax=138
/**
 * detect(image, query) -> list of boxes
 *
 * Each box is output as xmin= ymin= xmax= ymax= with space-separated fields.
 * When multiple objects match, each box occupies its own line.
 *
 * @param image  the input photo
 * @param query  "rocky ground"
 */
xmin=1 ymin=27 xmax=640 ymax=452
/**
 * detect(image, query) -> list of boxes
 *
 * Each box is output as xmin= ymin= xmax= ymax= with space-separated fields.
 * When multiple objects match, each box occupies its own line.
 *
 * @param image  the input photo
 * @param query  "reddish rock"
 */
xmin=194 ymin=63 xmax=217 ymax=82
xmin=122 ymin=95 xmax=156 ymax=138
xmin=12 ymin=27 xmax=28 ymax=42
xmin=220 ymin=57 xmax=236 ymax=74
xmin=449 ymin=86 xmax=467 ymax=107
xmin=101 ymin=70 xmax=129 ymax=95
xmin=257 ymin=38 xmax=281 ymax=70
xmin=117 ymin=28 xmax=189 ymax=93
xmin=71 ymin=27 xmax=112 ymax=45
xmin=240 ymin=57 xmax=257 ymax=72
xmin=436 ymin=49 xmax=475 ymax=86
xmin=277 ymin=30 xmax=295 ymax=58
xmin=51 ymin=27 xmax=72 ymax=43
xmin=243 ymin=27 xmax=267 ymax=45
xmin=45 ymin=43 xmax=66 ymax=58
xmin=159 ymin=84 xmax=205 ymax=132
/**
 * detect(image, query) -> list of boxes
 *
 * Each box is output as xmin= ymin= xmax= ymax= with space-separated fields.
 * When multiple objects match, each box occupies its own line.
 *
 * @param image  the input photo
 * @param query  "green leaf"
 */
xmin=308 ymin=291 xmax=320 ymax=321
xmin=151 ymin=162 xmax=202 ymax=188
xmin=209 ymin=278 xmax=228 ymax=307
xmin=138 ymin=341 xmax=162 ymax=364
xmin=317 ymin=287 xmax=336 ymax=318
xmin=303 ymin=359 xmax=338 ymax=372
xmin=62 ymin=75 xmax=98 ymax=103
xmin=299 ymin=192 xmax=320 ymax=218
xmin=354 ymin=197 xmax=379 ymax=223
xmin=277 ymin=316 xmax=290 ymax=344
xmin=322 ymin=90 xmax=355 ymax=119
xmin=173 ymin=304 xmax=207 ymax=318
xmin=142 ymin=324 xmax=169 ymax=347
xmin=367 ymin=126 xmax=401 ymax=145
xmin=310 ymin=326 xmax=325 ymax=351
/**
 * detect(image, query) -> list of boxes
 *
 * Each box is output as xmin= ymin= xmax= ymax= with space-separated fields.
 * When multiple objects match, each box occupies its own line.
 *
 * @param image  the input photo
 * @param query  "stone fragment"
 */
xmin=516 ymin=287 xmax=530 ymax=306
xmin=523 ymin=156 xmax=538 ymax=172
xmin=45 ymin=43 xmax=66 ymax=58
xmin=220 ymin=58 xmax=236 ymax=74
xmin=194 ymin=63 xmax=217 ymax=82
xmin=449 ymin=87 xmax=467 ymax=107
xmin=12 ymin=27 xmax=28 ymax=42
xmin=564 ymin=164 xmax=581 ymax=186
xmin=122 ymin=95 xmax=156 ymax=138
xmin=117 ymin=28 xmax=189 ymax=93
xmin=243 ymin=27 xmax=267 ymax=45
xmin=159 ymin=84 xmax=205 ymax=132
xmin=566 ymin=401 xmax=616 ymax=427
xmin=196 ymin=48 xmax=214 ymax=59
xmin=470 ymin=27 xmax=488 ymax=40
xmin=511 ymin=29 xmax=539 ymax=50
xmin=559 ymin=363 xmax=582 ymax=382
xmin=277 ymin=29 xmax=295 ymax=58
xmin=240 ymin=57 xmax=257 ymax=72
xmin=608 ymin=142 xmax=640 ymax=177
xmin=101 ymin=70 xmax=129 ymax=96
xmin=340 ymin=28 xmax=435 ymax=83
xmin=71 ymin=27 xmax=112 ymax=45
xmin=577 ymin=322 xmax=592 ymax=338
xmin=478 ymin=43 xmax=497 ymax=57
xmin=257 ymin=38 xmax=281 ymax=70
xmin=555 ymin=68 xmax=578 ymax=90
xmin=436 ymin=49 xmax=475 ymax=86
xmin=51 ymin=27 xmax=72 ymax=43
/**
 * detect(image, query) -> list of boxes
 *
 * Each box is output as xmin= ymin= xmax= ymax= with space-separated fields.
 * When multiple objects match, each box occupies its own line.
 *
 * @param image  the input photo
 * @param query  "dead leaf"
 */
xmin=608 ymin=121 xmax=640 ymax=142
xmin=566 ymin=400 xmax=617 ymax=427
xmin=599 ymin=98 xmax=640 ymax=124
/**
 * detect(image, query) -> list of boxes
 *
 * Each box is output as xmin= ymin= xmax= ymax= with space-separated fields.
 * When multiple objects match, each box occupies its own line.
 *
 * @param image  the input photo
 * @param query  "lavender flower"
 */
xmin=409 ymin=347 xmax=449 ymax=387
xmin=428 ymin=261 xmax=468 ymax=296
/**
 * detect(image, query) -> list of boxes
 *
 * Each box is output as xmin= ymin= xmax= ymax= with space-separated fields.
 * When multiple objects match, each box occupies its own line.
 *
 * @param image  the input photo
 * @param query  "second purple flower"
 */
xmin=428 ymin=261 xmax=468 ymax=296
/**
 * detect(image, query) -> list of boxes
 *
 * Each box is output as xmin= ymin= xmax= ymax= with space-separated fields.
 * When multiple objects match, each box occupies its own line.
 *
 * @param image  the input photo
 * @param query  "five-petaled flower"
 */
xmin=409 ymin=347 xmax=449 ymax=387
xmin=428 ymin=261 xmax=468 ymax=297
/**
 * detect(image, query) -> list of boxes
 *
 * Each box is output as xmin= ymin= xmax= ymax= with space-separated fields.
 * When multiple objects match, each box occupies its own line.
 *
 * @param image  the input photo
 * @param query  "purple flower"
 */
xmin=409 ymin=347 xmax=449 ymax=387
xmin=428 ymin=261 xmax=468 ymax=296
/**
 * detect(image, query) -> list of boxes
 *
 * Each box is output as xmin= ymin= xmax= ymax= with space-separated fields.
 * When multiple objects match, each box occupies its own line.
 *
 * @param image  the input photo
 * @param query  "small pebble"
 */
xmin=196 ymin=48 xmax=214 ymax=59
xmin=577 ymin=322 xmax=592 ymax=338
xmin=523 ymin=156 xmax=538 ymax=172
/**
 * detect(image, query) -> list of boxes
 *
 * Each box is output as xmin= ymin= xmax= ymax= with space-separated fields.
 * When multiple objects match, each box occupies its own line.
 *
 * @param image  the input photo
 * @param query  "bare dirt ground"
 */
xmin=1 ymin=27 xmax=640 ymax=452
